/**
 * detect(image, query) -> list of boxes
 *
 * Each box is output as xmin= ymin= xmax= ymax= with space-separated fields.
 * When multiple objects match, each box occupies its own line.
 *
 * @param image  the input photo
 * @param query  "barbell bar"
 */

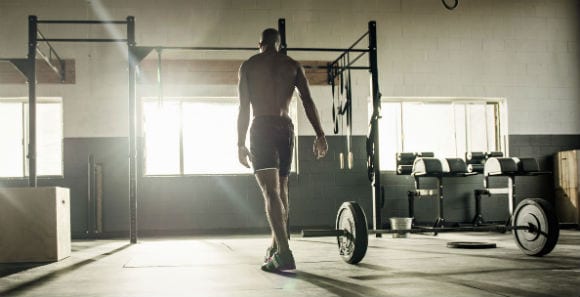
xmin=302 ymin=224 xmax=535 ymax=238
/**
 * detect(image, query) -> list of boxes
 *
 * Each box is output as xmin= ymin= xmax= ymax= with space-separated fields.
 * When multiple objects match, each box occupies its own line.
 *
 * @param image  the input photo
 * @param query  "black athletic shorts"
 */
xmin=250 ymin=115 xmax=294 ymax=177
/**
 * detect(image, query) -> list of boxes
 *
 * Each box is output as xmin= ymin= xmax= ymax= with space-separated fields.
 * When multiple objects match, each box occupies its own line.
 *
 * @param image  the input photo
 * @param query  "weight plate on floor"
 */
xmin=447 ymin=242 xmax=497 ymax=249
xmin=512 ymin=198 xmax=559 ymax=257
xmin=336 ymin=201 xmax=368 ymax=264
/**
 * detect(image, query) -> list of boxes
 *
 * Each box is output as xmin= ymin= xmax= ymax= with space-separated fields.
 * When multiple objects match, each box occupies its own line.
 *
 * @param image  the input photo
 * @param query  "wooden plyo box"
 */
xmin=0 ymin=187 xmax=71 ymax=263
xmin=554 ymin=150 xmax=580 ymax=225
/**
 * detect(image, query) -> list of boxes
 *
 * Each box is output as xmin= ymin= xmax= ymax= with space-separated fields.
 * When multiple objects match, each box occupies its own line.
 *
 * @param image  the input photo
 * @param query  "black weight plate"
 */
xmin=512 ymin=198 xmax=559 ymax=257
xmin=447 ymin=242 xmax=497 ymax=249
xmin=336 ymin=201 xmax=368 ymax=264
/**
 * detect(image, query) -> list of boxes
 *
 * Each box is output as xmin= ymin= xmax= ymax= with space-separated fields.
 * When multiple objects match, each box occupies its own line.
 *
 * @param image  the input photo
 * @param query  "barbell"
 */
xmin=302 ymin=198 xmax=560 ymax=264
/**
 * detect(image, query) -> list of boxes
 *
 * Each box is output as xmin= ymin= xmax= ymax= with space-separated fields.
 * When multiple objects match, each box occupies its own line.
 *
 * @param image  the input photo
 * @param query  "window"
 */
xmin=142 ymin=97 xmax=298 ymax=175
xmin=0 ymin=98 xmax=63 ymax=178
xmin=374 ymin=98 xmax=507 ymax=171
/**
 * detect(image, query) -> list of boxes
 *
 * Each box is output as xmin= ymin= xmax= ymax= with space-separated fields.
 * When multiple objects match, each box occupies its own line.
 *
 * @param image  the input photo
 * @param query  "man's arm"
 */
xmin=295 ymin=64 xmax=324 ymax=137
xmin=295 ymin=63 xmax=328 ymax=159
xmin=237 ymin=62 xmax=252 ymax=167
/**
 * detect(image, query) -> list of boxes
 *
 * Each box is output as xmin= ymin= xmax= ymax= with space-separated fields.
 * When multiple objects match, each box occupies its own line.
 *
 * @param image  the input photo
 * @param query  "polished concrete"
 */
xmin=1 ymin=231 xmax=579 ymax=297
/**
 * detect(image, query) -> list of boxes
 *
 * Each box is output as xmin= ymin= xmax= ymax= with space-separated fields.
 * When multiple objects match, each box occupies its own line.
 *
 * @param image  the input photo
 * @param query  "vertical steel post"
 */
xmin=368 ymin=21 xmax=382 ymax=234
xmin=278 ymin=18 xmax=287 ymax=55
xmin=278 ymin=17 xmax=290 ymax=238
xmin=438 ymin=177 xmax=444 ymax=227
xmin=88 ymin=154 xmax=95 ymax=236
xmin=508 ymin=176 xmax=515 ymax=215
xmin=473 ymin=190 xmax=483 ymax=225
xmin=127 ymin=16 xmax=138 ymax=244
xmin=28 ymin=15 xmax=38 ymax=187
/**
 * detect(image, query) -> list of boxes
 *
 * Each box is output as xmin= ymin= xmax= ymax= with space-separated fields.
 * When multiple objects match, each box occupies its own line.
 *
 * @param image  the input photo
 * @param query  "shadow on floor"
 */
xmin=353 ymin=263 xmax=566 ymax=297
xmin=0 ymin=263 xmax=44 ymax=278
xmin=0 ymin=240 xmax=116 ymax=278
xmin=277 ymin=270 xmax=398 ymax=297
xmin=0 ymin=244 xmax=131 ymax=297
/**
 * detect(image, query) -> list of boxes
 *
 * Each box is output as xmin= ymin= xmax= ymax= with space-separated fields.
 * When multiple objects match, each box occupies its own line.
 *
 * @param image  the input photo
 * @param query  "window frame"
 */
xmin=140 ymin=96 xmax=299 ymax=177
xmin=0 ymin=97 xmax=64 ymax=179
xmin=376 ymin=97 xmax=508 ymax=172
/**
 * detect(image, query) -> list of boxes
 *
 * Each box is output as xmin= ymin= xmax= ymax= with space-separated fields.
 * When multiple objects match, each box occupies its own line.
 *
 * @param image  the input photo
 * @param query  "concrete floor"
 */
xmin=1 ymin=231 xmax=579 ymax=297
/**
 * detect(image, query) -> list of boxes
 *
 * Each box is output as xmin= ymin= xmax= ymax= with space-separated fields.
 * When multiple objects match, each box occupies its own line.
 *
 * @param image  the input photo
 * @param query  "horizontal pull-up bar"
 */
xmin=287 ymin=47 xmax=369 ymax=53
xmin=38 ymin=38 xmax=128 ymax=43
xmin=138 ymin=46 xmax=370 ymax=53
xmin=37 ymin=20 xmax=128 ymax=24
xmin=147 ymin=46 xmax=258 ymax=51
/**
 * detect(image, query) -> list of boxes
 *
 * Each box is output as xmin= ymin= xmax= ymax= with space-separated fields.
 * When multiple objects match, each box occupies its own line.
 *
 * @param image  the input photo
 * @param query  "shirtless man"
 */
xmin=237 ymin=28 xmax=328 ymax=272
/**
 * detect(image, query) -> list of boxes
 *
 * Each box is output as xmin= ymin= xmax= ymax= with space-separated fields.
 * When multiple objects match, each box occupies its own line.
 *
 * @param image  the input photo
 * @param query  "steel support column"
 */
xmin=368 ymin=21 xmax=382 ymax=235
xmin=28 ymin=15 xmax=38 ymax=187
xmin=127 ymin=16 xmax=138 ymax=244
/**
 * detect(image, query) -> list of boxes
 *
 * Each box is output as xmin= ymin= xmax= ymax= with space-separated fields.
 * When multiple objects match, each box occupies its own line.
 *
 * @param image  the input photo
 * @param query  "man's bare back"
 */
xmin=239 ymin=51 xmax=311 ymax=118
xmin=237 ymin=28 xmax=327 ymax=167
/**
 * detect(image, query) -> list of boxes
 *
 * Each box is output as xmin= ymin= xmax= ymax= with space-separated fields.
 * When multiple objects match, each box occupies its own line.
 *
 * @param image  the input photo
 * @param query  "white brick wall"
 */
xmin=0 ymin=0 xmax=578 ymax=136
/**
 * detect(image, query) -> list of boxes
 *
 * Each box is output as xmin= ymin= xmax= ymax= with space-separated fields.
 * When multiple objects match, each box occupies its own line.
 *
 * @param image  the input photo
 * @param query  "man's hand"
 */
xmin=238 ymin=146 xmax=252 ymax=168
xmin=313 ymin=135 xmax=328 ymax=160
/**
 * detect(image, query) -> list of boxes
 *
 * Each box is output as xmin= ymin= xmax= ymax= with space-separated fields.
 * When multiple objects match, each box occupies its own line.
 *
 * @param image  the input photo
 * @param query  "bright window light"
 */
xmin=143 ymin=97 xmax=298 ymax=176
xmin=182 ymin=101 xmax=251 ymax=175
xmin=0 ymin=98 xmax=63 ymax=178
xmin=375 ymin=102 xmax=401 ymax=172
xmin=402 ymin=102 xmax=456 ymax=158
xmin=143 ymin=101 xmax=181 ymax=175
xmin=0 ymin=103 xmax=24 ymax=177
xmin=26 ymin=103 xmax=63 ymax=176
xmin=374 ymin=98 xmax=507 ymax=171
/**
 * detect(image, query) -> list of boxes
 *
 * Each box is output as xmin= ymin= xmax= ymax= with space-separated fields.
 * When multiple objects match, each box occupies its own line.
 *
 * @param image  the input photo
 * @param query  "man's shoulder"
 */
xmin=242 ymin=54 xmax=262 ymax=68
xmin=240 ymin=55 xmax=258 ymax=71
xmin=281 ymin=54 xmax=299 ymax=64
xmin=242 ymin=52 xmax=300 ymax=69
xmin=278 ymin=55 xmax=302 ymax=70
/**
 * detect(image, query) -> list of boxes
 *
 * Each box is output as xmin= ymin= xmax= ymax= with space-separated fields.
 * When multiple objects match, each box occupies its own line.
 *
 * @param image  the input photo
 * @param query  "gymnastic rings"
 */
xmin=442 ymin=0 xmax=458 ymax=10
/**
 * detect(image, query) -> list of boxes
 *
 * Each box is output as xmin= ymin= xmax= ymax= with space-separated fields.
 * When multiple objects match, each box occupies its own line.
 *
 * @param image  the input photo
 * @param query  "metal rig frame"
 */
xmin=17 ymin=15 xmax=137 ymax=242
xmin=18 ymin=16 xmax=382 ymax=243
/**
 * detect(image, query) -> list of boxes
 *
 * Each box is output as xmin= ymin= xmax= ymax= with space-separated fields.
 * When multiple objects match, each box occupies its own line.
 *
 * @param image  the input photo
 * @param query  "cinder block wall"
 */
xmin=0 ymin=0 xmax=578 ymax=236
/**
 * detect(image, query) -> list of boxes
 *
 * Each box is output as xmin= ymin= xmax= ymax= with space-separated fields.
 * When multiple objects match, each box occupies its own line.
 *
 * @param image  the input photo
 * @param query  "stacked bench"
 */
xmin=398 ymin=153 xmax=477 ymax=228
xmin=474 ymin=156 xmax=551 ymax=225
xmin=396 ymin=152 xmax=549 ymax=228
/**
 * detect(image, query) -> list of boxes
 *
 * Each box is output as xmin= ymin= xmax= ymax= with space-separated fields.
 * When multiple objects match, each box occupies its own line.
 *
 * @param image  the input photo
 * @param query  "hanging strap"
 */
xmin=328 ymin=66 xmax=338 ymax=130
xmin=345 ymin=53 xmax=353 ymax=169
xmin=156 ymin=47 xmax=163 ymax=105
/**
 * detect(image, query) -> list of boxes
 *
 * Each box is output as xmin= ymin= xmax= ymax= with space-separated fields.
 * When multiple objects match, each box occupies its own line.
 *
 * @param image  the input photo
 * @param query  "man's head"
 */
xmin=259 ymin=28 xmax=280 ymax=52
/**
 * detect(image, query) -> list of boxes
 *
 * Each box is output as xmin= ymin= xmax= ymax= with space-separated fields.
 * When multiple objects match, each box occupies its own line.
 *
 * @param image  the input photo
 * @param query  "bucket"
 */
xmin=390 ymin=217 xmax=413 ymax=238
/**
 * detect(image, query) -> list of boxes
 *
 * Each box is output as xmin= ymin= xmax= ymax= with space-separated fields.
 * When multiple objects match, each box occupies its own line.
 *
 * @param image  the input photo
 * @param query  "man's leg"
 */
xmin=255 ymin=169 xmax=290 ymax=254
xmin=269 ymin=175 xmax=289 ymax=252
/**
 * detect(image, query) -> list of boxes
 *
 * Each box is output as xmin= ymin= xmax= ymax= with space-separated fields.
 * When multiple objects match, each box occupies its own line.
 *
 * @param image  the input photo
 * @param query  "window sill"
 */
xmin=0 ymin=175 xmax=64 ymax=181
xmin=141 ymin=172 xmax=299 ymax=178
